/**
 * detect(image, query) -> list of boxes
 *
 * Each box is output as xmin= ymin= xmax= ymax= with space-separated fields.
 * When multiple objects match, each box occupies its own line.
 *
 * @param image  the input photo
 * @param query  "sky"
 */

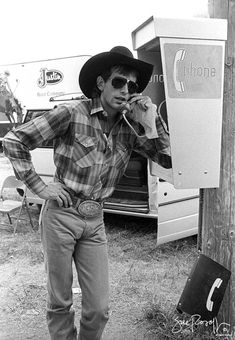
xmin=1 ymin=0 xmax=209 ymax=65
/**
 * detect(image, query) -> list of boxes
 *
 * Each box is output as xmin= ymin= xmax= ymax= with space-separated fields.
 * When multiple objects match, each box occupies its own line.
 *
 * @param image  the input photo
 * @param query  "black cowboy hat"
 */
xmin=79 ymin=46 xmax=153 ymax=98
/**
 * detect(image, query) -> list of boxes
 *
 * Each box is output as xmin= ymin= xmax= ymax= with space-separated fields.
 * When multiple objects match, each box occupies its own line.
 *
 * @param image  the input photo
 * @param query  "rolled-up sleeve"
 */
xmin=132 ymin=112 xmax=172 ymax=169
xmin=3 ymin=105 xmax=71 ymax=194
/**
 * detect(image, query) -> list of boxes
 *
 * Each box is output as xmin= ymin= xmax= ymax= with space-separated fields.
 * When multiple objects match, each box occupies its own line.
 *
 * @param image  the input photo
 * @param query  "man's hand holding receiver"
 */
xmin=122 ymin=95 xmax=159 ymax=139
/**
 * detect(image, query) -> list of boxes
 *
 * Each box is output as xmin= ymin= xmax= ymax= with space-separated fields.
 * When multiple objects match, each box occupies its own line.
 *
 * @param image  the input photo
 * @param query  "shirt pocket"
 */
xmin=113 ymin=141 xmax=129 ymax=170
xmin=73 ymin=133 xmax=98 ymax=168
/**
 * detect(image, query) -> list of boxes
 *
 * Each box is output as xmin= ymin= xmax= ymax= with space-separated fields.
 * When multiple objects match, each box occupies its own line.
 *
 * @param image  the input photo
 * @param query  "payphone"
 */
xmin=132 ymin=17 xmax=227 ymax=189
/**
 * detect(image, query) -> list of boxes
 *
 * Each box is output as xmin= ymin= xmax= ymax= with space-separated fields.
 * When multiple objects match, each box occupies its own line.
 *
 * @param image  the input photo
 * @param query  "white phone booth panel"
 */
xmin=132 ymin=17 xmax=227 ymax=189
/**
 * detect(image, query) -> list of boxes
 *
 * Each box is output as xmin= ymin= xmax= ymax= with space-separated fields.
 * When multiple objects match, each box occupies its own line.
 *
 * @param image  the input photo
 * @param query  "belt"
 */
xmin=71 ymin=195 xmax=103 ymax=218
xmin=47 ymin=194 xmax=103 ymax=219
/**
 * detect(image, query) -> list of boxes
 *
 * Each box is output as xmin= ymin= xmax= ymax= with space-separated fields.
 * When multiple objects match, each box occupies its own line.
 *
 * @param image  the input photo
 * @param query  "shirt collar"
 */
xmin=90 ymin=97 xmax=123 ymax=123
xmin=90 ymin=97 xmax=107 ymax=116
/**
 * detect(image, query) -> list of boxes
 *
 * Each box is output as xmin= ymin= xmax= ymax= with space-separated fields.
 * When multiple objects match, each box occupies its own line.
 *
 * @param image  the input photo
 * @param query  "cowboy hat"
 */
xmin=79 ymin=46 xmax=153 ymax=98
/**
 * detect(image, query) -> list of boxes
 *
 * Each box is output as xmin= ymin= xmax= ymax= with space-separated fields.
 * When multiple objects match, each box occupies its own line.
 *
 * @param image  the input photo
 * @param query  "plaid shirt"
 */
xmin=3 ymin=98 xmax=171 ymax=201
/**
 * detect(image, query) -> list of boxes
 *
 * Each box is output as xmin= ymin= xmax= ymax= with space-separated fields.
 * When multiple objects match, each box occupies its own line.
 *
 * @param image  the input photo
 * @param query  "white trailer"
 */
xmin=1 ymin=54 xmax=199 ymax=245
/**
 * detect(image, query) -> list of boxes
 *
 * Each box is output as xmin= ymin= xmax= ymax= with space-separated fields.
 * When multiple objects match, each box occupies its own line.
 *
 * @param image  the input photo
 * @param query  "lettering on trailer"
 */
xmin=163 ymin=43 xmax=223 ymax=98
xmin=37 ymin=68 xmax=64 ymax=88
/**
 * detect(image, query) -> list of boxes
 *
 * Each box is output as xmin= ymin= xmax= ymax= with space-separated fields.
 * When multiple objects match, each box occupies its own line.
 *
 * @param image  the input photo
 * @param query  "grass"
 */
xmin=7 ymin=283 xmax=47 ymax=316
xmin=0 ymin=204 xmax=230 ymax=339
xmin=0 ymin=231 xmax=44 ymax=265
xmin=104 ymin=214 xmax=230 ymax=340
xmin=141 ymin=305 xmax=220 ymax=340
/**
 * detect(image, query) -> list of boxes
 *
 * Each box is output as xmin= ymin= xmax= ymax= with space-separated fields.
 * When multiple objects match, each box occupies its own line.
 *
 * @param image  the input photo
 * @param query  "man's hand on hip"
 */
xmin=38 ymin=183 xmax=73 ymax=208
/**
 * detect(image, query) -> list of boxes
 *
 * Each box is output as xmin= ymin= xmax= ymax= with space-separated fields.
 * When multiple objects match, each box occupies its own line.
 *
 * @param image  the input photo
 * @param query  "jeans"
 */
xmin=41 ymin=200 xmax=109 ymax=340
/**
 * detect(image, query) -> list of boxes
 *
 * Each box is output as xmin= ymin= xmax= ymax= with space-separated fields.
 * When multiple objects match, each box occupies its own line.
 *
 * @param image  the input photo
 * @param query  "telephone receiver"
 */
xmin=121 ymin=97 xmax=147 ymax=116
xmin=206 ymin=278 xmax=223 ymax=312
xmin=121 ymin=99 xmax=150 ymax=139
xmin=120 ymin=99 xmax=132 ymax=116
xmin=121 ymin=105 xmax=130 ymax=116
xmin=173 ymin=49 xmax=186 ymax=93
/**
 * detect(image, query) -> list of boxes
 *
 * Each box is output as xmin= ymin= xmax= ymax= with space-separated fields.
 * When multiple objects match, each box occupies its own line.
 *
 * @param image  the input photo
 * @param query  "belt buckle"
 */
xmin=77 ymin=200 xmax=102 ymax=218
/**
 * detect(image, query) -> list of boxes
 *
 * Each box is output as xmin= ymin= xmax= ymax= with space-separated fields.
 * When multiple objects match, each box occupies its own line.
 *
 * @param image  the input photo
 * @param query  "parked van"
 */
xmin=1 ymin=55 xmax=199 ymax=245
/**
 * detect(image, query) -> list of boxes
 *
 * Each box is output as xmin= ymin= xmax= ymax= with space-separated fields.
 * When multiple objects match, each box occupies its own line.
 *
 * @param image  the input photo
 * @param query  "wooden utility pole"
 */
xmin=201 ymin=0 xmax=235 ymax=333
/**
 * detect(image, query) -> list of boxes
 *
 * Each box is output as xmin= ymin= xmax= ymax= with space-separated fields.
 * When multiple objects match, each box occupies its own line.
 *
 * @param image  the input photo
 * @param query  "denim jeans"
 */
xmin=41 ymin=200 xmax=109 ymax=340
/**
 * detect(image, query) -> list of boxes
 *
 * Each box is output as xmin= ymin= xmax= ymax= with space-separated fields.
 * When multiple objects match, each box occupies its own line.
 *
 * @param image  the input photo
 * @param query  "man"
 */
xmin=3 ymin=46 xmax=171 ymax=340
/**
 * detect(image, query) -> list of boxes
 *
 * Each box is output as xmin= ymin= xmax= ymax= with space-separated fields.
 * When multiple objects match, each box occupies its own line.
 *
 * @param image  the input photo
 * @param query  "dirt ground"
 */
xmin=0 ymin=154 xmax=198 ymax=340
xmin=0 ymin=222 xmax=197 ymax=340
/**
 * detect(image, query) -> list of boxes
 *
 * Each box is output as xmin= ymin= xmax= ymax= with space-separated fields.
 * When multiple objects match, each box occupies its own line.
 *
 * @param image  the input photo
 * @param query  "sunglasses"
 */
xmin=111 ymin=76 xmax=138 ymax=94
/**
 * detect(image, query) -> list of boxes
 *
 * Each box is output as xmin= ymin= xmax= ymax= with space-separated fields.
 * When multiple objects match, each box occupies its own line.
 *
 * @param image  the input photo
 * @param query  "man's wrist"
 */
xmin=24 ymin=170 xmax=47 ymax=195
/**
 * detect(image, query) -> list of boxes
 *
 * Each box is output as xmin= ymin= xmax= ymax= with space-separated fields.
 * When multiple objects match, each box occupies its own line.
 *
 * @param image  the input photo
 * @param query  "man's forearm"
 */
xmin=3 ymin=132 xmax=47 ymax=194
xmin=155 ymin=112 xmax=171 ymax=156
